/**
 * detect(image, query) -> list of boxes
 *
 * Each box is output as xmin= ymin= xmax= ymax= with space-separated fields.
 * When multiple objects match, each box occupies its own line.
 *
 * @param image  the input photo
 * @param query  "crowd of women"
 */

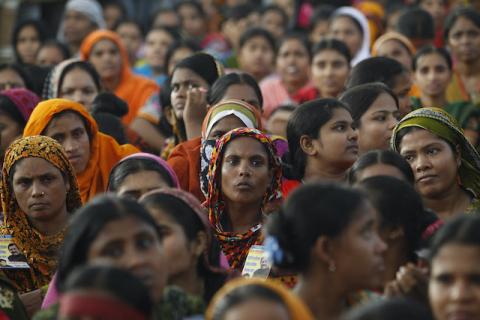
xmin=1 ymin=0 xmax=480 ymax=319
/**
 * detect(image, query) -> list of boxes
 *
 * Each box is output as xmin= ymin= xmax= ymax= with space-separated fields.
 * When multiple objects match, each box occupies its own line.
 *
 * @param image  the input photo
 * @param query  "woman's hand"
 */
xmin=184 ymin=86 xmax=208 ymax=140
xmin=384 ymin=263 xmax=429 ymax=305
xmin=20 ymin=288 xmax=43 ymax=318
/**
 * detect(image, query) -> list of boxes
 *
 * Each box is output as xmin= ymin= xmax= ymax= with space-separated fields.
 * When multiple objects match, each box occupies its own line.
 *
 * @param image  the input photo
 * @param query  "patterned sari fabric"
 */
xmin=391 ymin=107 xmax=480 ymax=198
xmin=1 ymin=136 xmax=82 ymax=292
xmin=205 ymin=128 xmax=282 ymax=270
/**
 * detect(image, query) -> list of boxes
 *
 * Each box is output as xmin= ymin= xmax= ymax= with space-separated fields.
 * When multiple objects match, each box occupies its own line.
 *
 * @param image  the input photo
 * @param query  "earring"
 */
xmin=328 ymin=262 xmax=336 ymax=272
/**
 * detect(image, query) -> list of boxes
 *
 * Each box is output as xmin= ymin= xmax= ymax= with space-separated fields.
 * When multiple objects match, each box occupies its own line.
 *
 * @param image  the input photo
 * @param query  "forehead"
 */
xmin=92 ymin=39 xmax=117 ymax=51
xmin=399 ymin=128 xmax=446 ymax=150
xmin=46 ymin=112 xmax=87 ymax=131
xmin=223 ymin=136 xmax=268 ymax=156
xmin=416 ymin=53 xmax=447 ymax=67
xmin=171 ymin=68 xmax=204 ymax=83
xmin=331 ymin=16 xmax=357 ymax=30
xmin=63 ymin=67 xmax=94 ymax=82
xmin=432 ymin=244 xmax=480 ymax=273
xmin=378 ymin=39 xmax=407 ymax=52
xmin=13 ymin=157 xmax=61 ymax=177
xmin=147 ymin=30 xmax=173 ymax=41
xmin=95 ymin=215 xmax=157 ymax=242
xmin=279 ymin=38 xmax=306 ymax=52
xmin=314 ymin=49 xmax=348 ymax=61
xmin=325 ymin=107 xmax=353 ymax=123
xmin=450 ymin=16 xmax=480 ymax=32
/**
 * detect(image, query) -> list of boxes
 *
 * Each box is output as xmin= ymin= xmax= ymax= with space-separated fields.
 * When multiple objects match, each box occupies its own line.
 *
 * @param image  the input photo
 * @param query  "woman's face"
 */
xmin=0 ymin=112 xmax=22 ymax=158
xmin=116 ymin=170 xmax=170 ymax=200
xmin=311 ymin=108 xmax=359 ymax=170
xmin=0 ymin=69 xmax=26 ymax=91
xmin=311 ymin=49 xmax=350 ymax=98
xmin=354 ymin=163 xmax=409 ymax=184
xmin=223 ymin=298 xmax=290 ymax=320
xmin=330 ymin=200 xmax=386 ymax=290
xmin=167 ymin=47 xmax=195 ymax=75
xmin=16 ymin=25 xmax=41 ymax=64
xmin=88 ymin=39 xmax=122 ymax=81
xmin=178 ymin=4 xmax=206 ymax=38
xmin=429 ymin=244 xmax=480 ymax=320
xmin=59 ymin=67 xmax=99 ymax=111
xmin=87 ymin=215 xmax=167 ymax=302
xmin=414 ymin=53 xmax=452 ymax=98
xmin=238 ymin=36 xmax=275 ymax=81
xmin=261 ymin=10 xmax=286 ymax=39
xmin=36 ymin=45 xmax=66 ymax=67
xmin=392 ymin=72 xmax=413 ymax=117
xmin=221 ymin=137 xmax=273 ymax=206
xmin=276 ymin=38 xmax=310 ymax=87
xmin=375 ymin=39 xmax=413 ymax=70
xmin=145 ymin=30 xmax=175 ymax=70
xmin=44 ymin=112 xmax=91 ymax=174
xmin=116 ymin=23 xmax=143 ymax=59
xmin=220 ymin=84 xmax=261 ymax=110
xmin=170 ymin=68 xmax=209 ymax=119
xmin=12 ymin=157 xmax=69 ymax=222
xmin=448 ymin=16 xmax=480 ymax=63
xmin=330 ymin=16 xmax=363 ymax=58
xmin=421 ymin=0 xmax=447 ymax=27
xmin=399 ymin=128 xmax=460 ymax=199
xmin=357 ymin=93 xmax=400 ymax=154
xmin=147 ymin=206 xmax=202 ymax=281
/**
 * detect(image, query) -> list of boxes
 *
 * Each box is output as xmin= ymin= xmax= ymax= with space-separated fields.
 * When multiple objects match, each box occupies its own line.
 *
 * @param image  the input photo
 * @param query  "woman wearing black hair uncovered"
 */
xmin=265 ymin=183 xmax=386 ymax=319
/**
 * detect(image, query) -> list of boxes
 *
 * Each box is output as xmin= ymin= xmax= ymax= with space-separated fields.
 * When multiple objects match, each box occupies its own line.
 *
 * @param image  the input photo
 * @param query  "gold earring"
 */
xmin=329 ymin=262 xmax=336 ymax=272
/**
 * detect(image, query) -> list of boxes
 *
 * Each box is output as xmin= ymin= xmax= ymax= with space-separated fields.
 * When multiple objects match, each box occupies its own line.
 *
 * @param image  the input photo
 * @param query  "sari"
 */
xmin=205 ymin=277 xmax=314 ymax=320
xmin=23 ymin=99 xmax=138 ymax=203
xmin=205 ymin=128 xmax=282 ymax=270
xmin=80 ymin=30 xmax=159 ymax=125
xmin=391 ymin=107 xmax=480 ymax=198
xmin=1 ymin=136 xmax=82 ymax=292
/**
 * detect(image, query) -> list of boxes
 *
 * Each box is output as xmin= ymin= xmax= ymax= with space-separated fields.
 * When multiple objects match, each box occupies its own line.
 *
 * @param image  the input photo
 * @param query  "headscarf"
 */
xmin=57 ymin=0 xmax=106 ymax=42
xmin=372 ymin=32 xmax=416 ymax=57
xmin=205 ymin=277 xmax=314 ymax=320
xmin=206 ymin=128 xmax=282 ymax=270
xmin=42 ymin=58 xmax=81 ymax=100
xmin=391 ymin=107 xmax=480 ymax=197
xmin=333 ymin=7 xmax=371 ymax=66
xmin=80 ymin=30 xmax=159 ymax=124
xmin=200 ymin=99 xmax=263 ymax=197
xmin=0 ymin=88 xmax=40 ymax=122
xmin=23 ymin=98 xmax=139 ymax=203
xmin=111 ymin=153 xmax=180 ymax=189
xmin=1 ymin=136 xmax=82 ymax=292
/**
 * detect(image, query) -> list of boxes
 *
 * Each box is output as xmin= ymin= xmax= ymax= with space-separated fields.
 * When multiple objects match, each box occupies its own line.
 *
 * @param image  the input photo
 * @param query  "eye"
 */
xmin=433 ymin=274 xmax=453 ymax=285
xmin=171 ymin=84 xmax=180 ymax=92
xmin=136 ymin=235 xmax=154 ymax=250
xmin=334 ymin=124 xmax=346 ymax=131
xmin=101 ymin=244 xmax=123 ymax=258
xmin=403 ymin=154 xmax=414 ymax=162
xmin=374 ymin=115 xmax=386 ymax=122
xmin=427 ymin=148 xmax=439 ymax=156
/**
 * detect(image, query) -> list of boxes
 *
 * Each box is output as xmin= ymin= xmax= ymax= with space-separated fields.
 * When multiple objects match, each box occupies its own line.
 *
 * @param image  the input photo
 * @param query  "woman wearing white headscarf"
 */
xmin=329 ymin=7 xmax=371 ymax=66
xmin=57 ymin=0 xmax=106 ymax=55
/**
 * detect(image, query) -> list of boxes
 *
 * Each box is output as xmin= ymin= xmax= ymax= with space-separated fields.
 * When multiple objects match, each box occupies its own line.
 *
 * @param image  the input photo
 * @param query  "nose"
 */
xmin=349 ymin=126 xmax=359 ymax=141
xmin=72 ymin=91 xmax=85 ymax=105
xmin=374 ymin=233 xmax=387 ymax=254
xmin=238 ymin=160 xmax=252 ymax=177
xmin=62 ymin=137 xmax=78 ymax=153
xmin=414 ymin=153 xmax=432 ymax=172
xmin=125 ymin=246 xmax=149 ymax=271
xmin=31 ymin=181 xmax=45 ymax=198
xmin=450 ymin=279 xmax=475 ymax=302
xmin=388 ymin=115 xmax=398 ymax=130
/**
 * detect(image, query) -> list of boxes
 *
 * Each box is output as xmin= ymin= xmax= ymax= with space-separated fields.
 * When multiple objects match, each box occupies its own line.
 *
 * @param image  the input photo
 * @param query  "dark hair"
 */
xmin=173 ymin=52 xmax=222 ymax=87
xmin=223 ymin=3 xmax=255 ymax=22
xmin=413 ymin=46 xmax=452 ymax=71
xmin=396 ymin=8 xmax=435 ymax=40
xmin=269 ymin=104 xmax=295 ymax=118
xmin=261 ymin=4 xmax=288 ymax=28
xmin=0 ymin=95 xmax=28 ymax=127
xmin=102 ymin=0 xmax=127 ymax=21
xmin=339 ymin=82 xmax=398 ymax=126
xmin=174 ymin=1 xmax=206 ymax=18
xmin=164 ymin=40 xmax=201 ymax=75
xmin=357 ymin=176 xmax=425 ymax=260
xmin=7 ymin=243 xmax=17 ymax=249
xmin=207 ymin=73 xmax=263 ymax=109
xmin=348 ymin=149 xmax=414 ymax=185
xmin=147 ymin=26 xmax=181 ymax=42
xmin=266 ymin=183 xmax=367 ymax=272
xmin=343 ymin=298 xmax=433 ymax=320
xmin=91 ymin=92 xmax=128 ymax=117
xmin=429 ymin=214 xmax=480 ymax=261
xmin=285 ymin=98 xmax=350 ymax=180
xmin=149 ymin=6 xmax=179 ymax=29
xmin=56 ymin=194 xmax=162 ymax=291
xmin=309 ymin=5 xmax=335 ymax=31
xmin=108 ymin=157 xmax=176 ymax=192
xmin=312 ymin=38 xmax=352 ymax=65
xmin=239 ymin=27 xmax=276 ymax=53
xmin=444 ymin=6 xmax=480 ymax=41
xmin=63 ymin=265 xmax=153 ymax=318
xmin=140 ymin=192 xmax=226 ymax=303
xmin=114 ymin=18 xmax=145 ymax=37
xmin=0 ymin=64 xmax=35 ymax=92
xmin=57 ymin=61 xmax=102 ymax=95
xmin=277 ymin=32 xmax=311 ymax=59
xmin=346 ymin=57 xmax=408 ymax=90
xmin=12 ymin=19 xmax=47 ymax=64
xmin=39 ymin=40 xmax=71 ymax=62
xmin=211 ymin=283 xmax=288 ymax=320
xmin=92 ymin=113 xmax=128 ymax=144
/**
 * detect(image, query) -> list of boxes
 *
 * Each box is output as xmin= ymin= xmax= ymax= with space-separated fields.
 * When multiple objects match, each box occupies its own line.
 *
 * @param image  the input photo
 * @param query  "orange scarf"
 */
xmin=23 ymin=99 xmax=139 ymax=203
xmin=80 ymin=30 xmax=159 ymax=124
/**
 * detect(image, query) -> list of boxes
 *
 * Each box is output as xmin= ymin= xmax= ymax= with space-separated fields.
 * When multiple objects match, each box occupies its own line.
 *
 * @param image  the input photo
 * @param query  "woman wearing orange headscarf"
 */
xmin=23 ymin=99 xmax=138 ymax=203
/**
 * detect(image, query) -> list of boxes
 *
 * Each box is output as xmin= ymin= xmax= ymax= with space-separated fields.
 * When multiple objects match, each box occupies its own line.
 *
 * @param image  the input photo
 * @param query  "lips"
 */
xmin=68 ymin=155 xmax=81 ymax=163
xmin=417 ymin=174 xmax=437 ymax=183
xmin=29 ymin=202 xmax=49 ymax=210
xmin=346 ymin=143 xmax=359 ymax=153
xmin=235 ymin=181 xmax=254 ymax=190
xmin=446 ymin=310 xmax=476 ymax=320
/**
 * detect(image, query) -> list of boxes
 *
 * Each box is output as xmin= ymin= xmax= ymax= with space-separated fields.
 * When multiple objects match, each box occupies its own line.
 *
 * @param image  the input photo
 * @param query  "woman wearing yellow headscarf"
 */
xmin=391 ymin=107 xmax=480 ymax=220
xmin=1 ymin=136 xmax=82 ymax=294
xmin=23 ymin=99 xmax=138 ymax=203
xmin=205 ymin=277 xmax=313 ymax=320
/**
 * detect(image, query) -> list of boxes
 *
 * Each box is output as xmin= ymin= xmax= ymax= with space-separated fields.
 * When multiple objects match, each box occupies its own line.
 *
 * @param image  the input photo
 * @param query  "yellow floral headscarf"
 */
xmin=391 ymin=107 xmax=480 ymax=197
xmin=1 ymin=135 xmax=82 ymax=292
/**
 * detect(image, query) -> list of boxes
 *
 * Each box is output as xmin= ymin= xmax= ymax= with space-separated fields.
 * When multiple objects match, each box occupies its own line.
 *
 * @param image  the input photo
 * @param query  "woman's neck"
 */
xmin=168 ymin=266 xmax=204 ymax=298
xmin=102 ymin=77 xmax=121 ymax=92
xmin=304 ymin=160 xmax=347 ymax=183
xmin=283 ymin=78 xmax=307 ymax=95
xmin=456 ymin=59 xmax=480 ymax=77
xmin=224 ymin=200 xmax=262 ymax=233
xmin=295 ymin=273 xmax=346 ymax=320
xmin=419 ymin=93 xmax=448 ymax=108
xmin=30 ymin=208 xmax=69 ymax=236
xmin=423 ymin=185 xmax=472 ymax=220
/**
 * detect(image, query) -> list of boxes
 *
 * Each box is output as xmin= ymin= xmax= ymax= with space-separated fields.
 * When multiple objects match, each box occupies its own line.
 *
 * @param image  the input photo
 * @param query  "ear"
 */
xmin=191 ymin=231 xmax=208 ymax=258
xmin=299 ymin=135 xmax=317 ymax=156
xmin=65 ymin=179 xmax=71 ymax=194
xmin=164 ymin=106 xmax=176 ymax=126
xmin=311 ymin=236 xmax=335 ymax=269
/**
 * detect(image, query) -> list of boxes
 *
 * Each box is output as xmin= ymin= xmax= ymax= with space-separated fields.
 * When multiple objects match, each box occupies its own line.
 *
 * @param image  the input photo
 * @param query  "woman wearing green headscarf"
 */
xmin=391 ymin=107 xmax=480 ymax=220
